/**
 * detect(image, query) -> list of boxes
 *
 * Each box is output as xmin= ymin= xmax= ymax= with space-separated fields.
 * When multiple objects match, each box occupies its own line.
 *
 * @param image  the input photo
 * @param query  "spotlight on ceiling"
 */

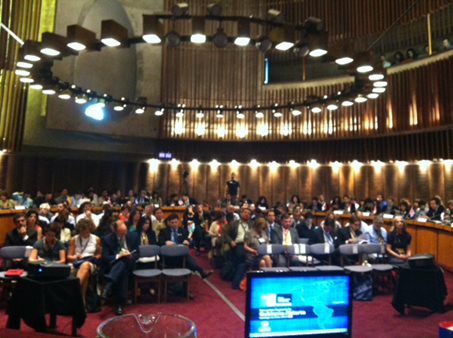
xmin=272 ymin=25 xmax=294 ymax=51
xmin=42 ymin=83 xmax=59 ymax=95
xmin=212 ymin=27 xmax=228 ymax=48
xmin=66 ymin=25 xmax=96 ymax=51
xmin=291 ymin=107 xmax=302 ymax=116
xmin=75 ymin=94 xmax=88 ymax=104
xmin=311 ymin=104 xmax=322 ymax=113
xmin=308 ymin=31 xmax=328 ymax=57
xmin=155 ymin=107 xmax=164 ymax=116
xmin=143 ymin=15 xmax=163 ymax=43
xmin=304 ymin=17 xmax=325 ymax=33
xmin=176 ymin=104 xmax=185 ymax=117
xmin=355 ymin=51 xmax=374 ymax=73
xmin=40 ymin=32 xmax=67 ymax=56
xmin=85 ymin=103 xmax=105 ymax=120
xmin=101 ymin=20 xmax=128 ymax=47
xmin=196 ymin=107 xmax=204 ymax=118
xmin=114 ymin=97 xmax=128 ymax=111
xmin=165 ymin=30 xmax=181 ymax=47
xmin=293 ymin=42 xmax=310 ymax=57
xmin=58 ymin=89 xmax=72 ymax=100
xmin=326 ymin=100 xmax=339 ymax=110
xmin=191 ymin=17 xmax=206 ymax=43
xmin=267 ymin=9 xmax=284 ymax=23
xmin=234 ymin=18 xmax=250 ymax=46
xmin=171 ymin=3 xmax=189 ymax=16
xmin=236 ymin=105 xmax=244 ymax=119
xmin=341 ymin=99 xmax=354 ymax=107
xmin=255 ymin=35 xmax=272 ymax=52
xmin=272 ymin=103 xmax=282 ymax=117
xmin=207 ymin=3 xmax=222 ymax=16
xmin=216 ymin=105 xmax=224 ymax=118
xmin=354 ymin=94 xmax=367 ymax=103
xmin=255 ymin=106 xmax=264 ymax=118
xmin=22 ymin=40 xmax=41 ymax=61
xmin=135 ymin=97 xmax=147 ymax=114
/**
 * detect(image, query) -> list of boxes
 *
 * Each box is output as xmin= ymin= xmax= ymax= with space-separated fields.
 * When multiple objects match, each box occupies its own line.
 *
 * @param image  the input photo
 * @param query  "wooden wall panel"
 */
xmin=429 ymin=163 xmax=445 ymax=201
xmin=298 ymin=167 xmax=312 ymax=202
xmin=416 ymin=227 xmax=438 ymax=257
xmin=437 ymin=231 xmax=453 ymax=267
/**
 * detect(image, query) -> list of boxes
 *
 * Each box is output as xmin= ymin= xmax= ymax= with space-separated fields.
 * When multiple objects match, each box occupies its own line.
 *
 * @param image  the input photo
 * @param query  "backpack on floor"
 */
xmin=220 ymin=261 xmax=235 ymax=281
xmin=352 ymin=274 xmax=373 ymax=301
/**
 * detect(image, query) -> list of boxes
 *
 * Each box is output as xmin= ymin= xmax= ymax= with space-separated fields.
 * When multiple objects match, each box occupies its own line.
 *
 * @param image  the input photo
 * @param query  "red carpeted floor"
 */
xmin=1 ymin=251 xmax=453 ymax=338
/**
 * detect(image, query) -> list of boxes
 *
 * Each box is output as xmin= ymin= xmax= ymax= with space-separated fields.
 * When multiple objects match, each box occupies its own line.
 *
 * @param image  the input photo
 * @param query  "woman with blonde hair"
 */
xmin=386 ymin=216 xmax=412 ymax=266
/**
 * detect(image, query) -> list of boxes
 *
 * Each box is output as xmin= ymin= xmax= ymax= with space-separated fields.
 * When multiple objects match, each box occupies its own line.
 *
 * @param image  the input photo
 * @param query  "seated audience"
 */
xmin=96 ymin=208 xmax=117 ymax=238
xmin=125 ymin=207 xmax=141 ymax=232
xmin=150 ymin=191 xmax=163 ymax=207
xmin=76 ymin=201 xmax=101 ymax=227
xmin=4 ymin=213 xmax=38 ymax=269
xmin=152 ymin=207 xmax=166 ymax=239
xmin=135 ymin=190 xmax=150 ymax=205
xmin=381 ymin=197 xmax=398 ymax=215
xmin=12 ymin=191 xmax=33 ymax=208
xmin=307 ymin=197 xmax=322 ymax=212
xmin=386 ymin=216 xmax=412 ymax=266
xmin=137 ymin=216 xmax=157 ymax=246
xmin=339 ymin=195 xmax=356 ymax=213
xmin=51 ymin=203 xmax=75 ymax=231
xmin=0 ymin=190 xmax=16 ymax=209
xmin=244 ymin=218 xmax=272 ymax=269
xmin=67 ymin=219 xmax=101 ymax=307
xmin=55 ymin=188 xmax=72 ymax=205
xmin=158 ymin=213 xmax=213 ymax=278
xmin=209 ymin=211 xmax=225 ymax=255
xmin=426 ymin=196 xmax=446 ymax=221
xmin=364 ymin=215 xmax=387 ymax=245
xmin=271 ymin=213 xmax=300 ymax=267
xmin=256 ymin=196 xmax=269 ymax=210
xmin=291 ymin=208 xmax=304 ymax=228
xmin=265 ymin=209 xmax=278 ymax=239
xmin=222 ymin=208 xmax=253 ymax=266
xmin=310 ymin=217 xmax=340 ymax=265
xmin=288 ymin=195 xmax=301 ymax=212
xmin=296 ymin=211 xmax=318 ymax=242
xmin=29 ymin=223 xmax=66 ymax=264
xmin=100 ymin=220 xmax=140 ymax=316
xmin=54 ymin=213 xmax=72 ymax=245
xmin=26 ymin=209 xmax=44 ymax=240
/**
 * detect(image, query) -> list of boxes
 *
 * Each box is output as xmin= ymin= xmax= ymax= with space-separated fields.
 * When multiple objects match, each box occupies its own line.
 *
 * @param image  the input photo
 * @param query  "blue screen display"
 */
xmin=246 ymin=274 xmax=351 ymax=338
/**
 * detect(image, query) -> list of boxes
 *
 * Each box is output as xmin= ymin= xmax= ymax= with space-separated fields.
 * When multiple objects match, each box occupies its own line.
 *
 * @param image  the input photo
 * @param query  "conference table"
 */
xmin=6 ymin=276 xmax=86 ymax=336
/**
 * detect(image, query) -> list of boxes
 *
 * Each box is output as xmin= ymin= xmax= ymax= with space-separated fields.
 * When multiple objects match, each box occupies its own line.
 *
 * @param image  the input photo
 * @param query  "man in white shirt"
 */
xmin=76 ymin=201 xmax=101 ymax=227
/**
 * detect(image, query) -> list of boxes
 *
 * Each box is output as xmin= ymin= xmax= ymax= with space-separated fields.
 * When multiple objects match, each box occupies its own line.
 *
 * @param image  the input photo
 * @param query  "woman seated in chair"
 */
xmin=26 ymin=209 xmax=43 ymax=240
xmin=386 ymin=216 xmax=412 ymax=266
xmin=244 ymin=218 xmax=272 ymax=269
xmin=67 ymin=219 xmax=101 ymax=307
xmin=29 ymin=223 xmax=66 ymax=264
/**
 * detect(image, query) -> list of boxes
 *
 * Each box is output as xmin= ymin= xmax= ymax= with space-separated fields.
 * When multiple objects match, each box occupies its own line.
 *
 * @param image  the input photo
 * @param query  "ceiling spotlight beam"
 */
xmin=40 ymin=32 xmax=71 ymax=57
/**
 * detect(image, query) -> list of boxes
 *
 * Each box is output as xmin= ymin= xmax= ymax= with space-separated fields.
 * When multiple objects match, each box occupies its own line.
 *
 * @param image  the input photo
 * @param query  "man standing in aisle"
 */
xmin=225 ymin=172 xmax=240 ymax=206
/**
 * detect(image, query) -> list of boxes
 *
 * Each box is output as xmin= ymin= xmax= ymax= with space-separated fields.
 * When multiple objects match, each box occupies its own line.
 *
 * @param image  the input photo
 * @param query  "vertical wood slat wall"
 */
xmin=161 ymin=49 xmax=453 ymax=141
xmin=0 ymin=0 xmax=42 ymax=152
xmin=1 ymin=154 xmax=452 ymax=210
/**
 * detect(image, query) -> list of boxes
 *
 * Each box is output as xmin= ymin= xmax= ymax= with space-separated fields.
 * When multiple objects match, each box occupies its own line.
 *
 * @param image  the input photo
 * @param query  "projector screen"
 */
xmin=245 ymin=271 xmax=352 ymax=338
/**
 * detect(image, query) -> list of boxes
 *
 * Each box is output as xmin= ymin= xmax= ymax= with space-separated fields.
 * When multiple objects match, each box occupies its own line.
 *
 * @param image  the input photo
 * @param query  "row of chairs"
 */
xmin=133 ymin=244 xmax=192 ymax=304
xmin=255 ymin=242 xmax=394 ymax=291
xmin=0 ymin=245 xmax=193 ymax=304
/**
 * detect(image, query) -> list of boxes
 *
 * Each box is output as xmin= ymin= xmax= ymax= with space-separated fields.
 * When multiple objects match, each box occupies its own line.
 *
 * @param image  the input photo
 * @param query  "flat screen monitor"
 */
xmin=245 ymin=271 xmax=352 ymax=338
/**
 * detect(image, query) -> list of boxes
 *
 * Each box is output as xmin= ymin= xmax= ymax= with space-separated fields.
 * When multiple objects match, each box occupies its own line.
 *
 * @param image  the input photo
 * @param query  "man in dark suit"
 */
xmin=222 ymin=208 xmax=253 ymax=266
xmin=4 ymin=213 xmax=37 ymax=269
xmin=265 ymin=209 xmax=278 ymax=240
xmin=101 ymin=220 xmax=140 ymax=315
xmin=158 ymin=213 xmax=213 ymax=279
xmin=336 ymin=215 xmax=363 ymax=246
xmin=335 ymin=215 xmax=363 ymax=264
xmin=311 ymin=218 xmax=340 ymax=265
xmin=296 ymin=211 xmax=318 ymax=243
xmin=339 ymin=195 xmax=356 ymax=213
xmin=271 ymin=214 xmax=301 ymax=267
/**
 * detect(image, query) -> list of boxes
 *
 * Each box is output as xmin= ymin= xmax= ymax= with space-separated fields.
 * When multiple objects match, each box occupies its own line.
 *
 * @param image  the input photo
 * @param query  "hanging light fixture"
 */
xmin=40 ymin=32 xmax=67 ymax=56
xmin=272 ymin=25 xmax=295 ymax=51
xmin=191 ymin=16 xmax=206 ymax=44
xmin=196 ymin=106 xmax=204 ymax=118
xmin=142 ymin=15 xmax=163 ymax=43
xmin=272 ymin=103 xmax=282 ymax=117
xmin=308 ymin=31 xmax=328 ymax=57
xmin=155 ymin=106 xmax=164 ymax=116
xmin=234 ymin=18 xmax=250 ymax=46
xmin=255 ymin=105 xmax=264 ymax=118
xmin=171 ymin=3 xmax=189 ymax=16
xmin=66 ymin=25 xmax=96 ymax=51
xmin=176 ymin=104 xmax=185 ymax=117
xmin=236 ymin=105 xmax=244 ymax=119
xmin=101 ymin=20 xmax=128 ymax=47
xmin=216 ymin=105 xmax=224 ymax=118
